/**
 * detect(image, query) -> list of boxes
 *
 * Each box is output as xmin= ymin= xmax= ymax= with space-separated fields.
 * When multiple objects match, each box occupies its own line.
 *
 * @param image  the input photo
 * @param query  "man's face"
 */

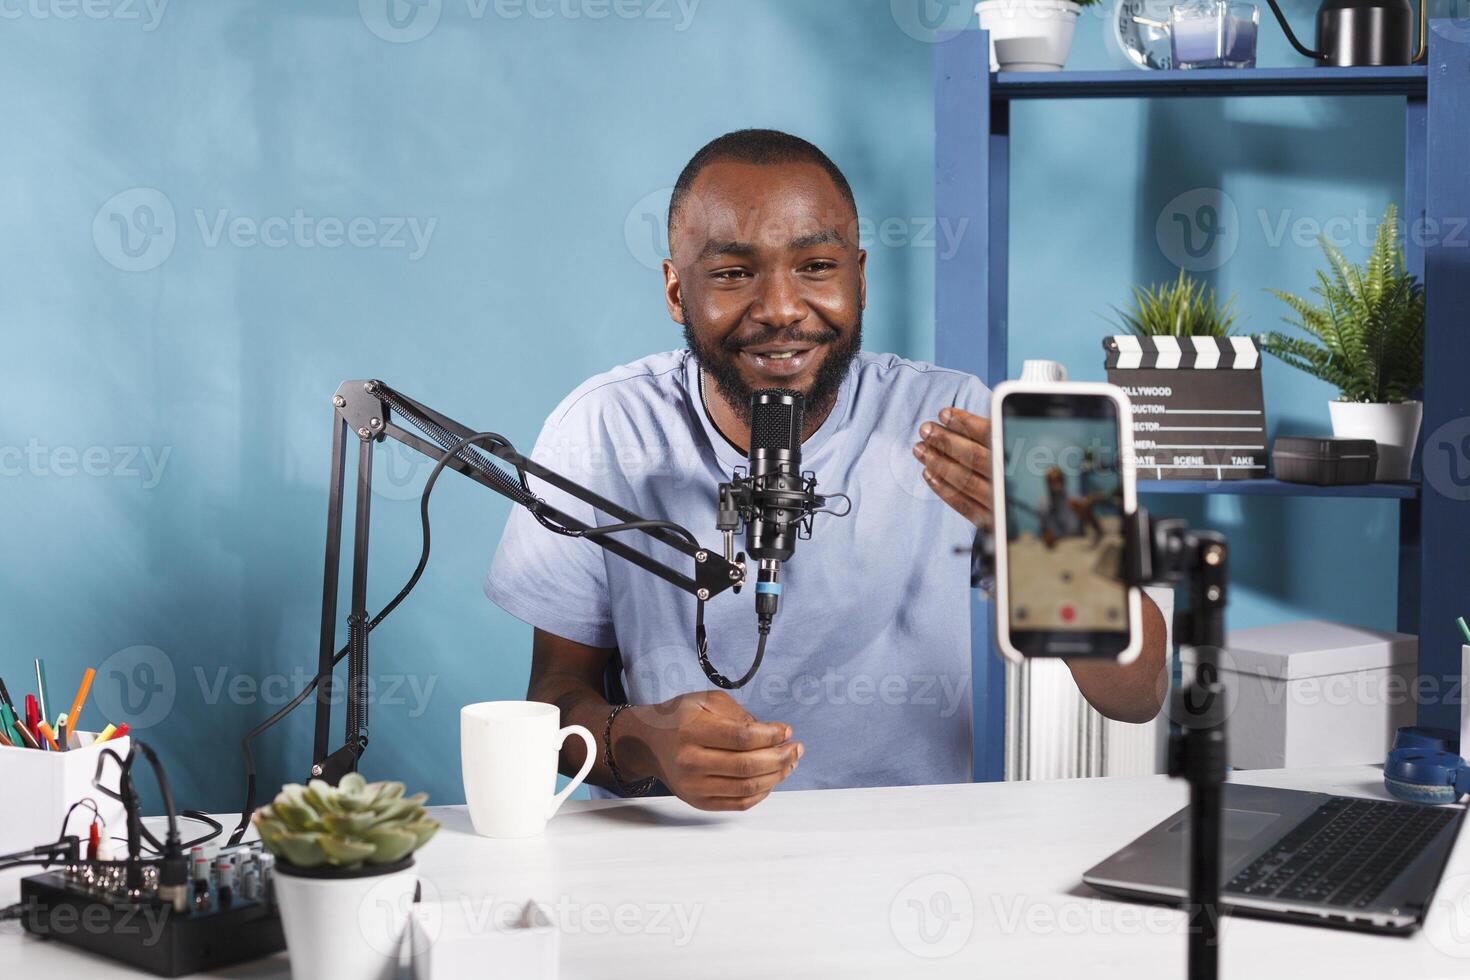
xmin=664 ymin=159 xmax=866 ymax=423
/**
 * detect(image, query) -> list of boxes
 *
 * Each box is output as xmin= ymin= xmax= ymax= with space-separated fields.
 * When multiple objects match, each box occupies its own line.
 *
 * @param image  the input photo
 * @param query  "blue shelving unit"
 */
xmin=936 ymin=26 xmax=1470 ymax=782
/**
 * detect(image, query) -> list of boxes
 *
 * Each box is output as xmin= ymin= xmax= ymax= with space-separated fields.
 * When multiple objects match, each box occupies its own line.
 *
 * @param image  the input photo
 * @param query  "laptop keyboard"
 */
xmin=1225 ymin=796 xmax=1459 ymax=909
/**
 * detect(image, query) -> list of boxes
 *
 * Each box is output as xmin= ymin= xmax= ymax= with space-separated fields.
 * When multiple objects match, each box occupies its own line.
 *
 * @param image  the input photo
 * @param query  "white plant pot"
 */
xmin=975 ymin=0 xmax=1083 ymax=72
xmin=1328 ymin=399 xmax=1423 ymax=481
xmin=273 ymin=859 xmax=418 ymax=980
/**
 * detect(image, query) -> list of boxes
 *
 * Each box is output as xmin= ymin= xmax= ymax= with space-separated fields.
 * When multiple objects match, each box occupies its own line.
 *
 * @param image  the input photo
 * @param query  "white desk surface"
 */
xmin=4 ymin=765 xmax=1469 ymax=979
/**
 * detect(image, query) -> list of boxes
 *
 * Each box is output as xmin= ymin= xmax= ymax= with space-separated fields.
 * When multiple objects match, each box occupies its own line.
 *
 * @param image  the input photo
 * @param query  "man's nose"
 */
xmin=749 ymin=271 xmax=807 ymax=330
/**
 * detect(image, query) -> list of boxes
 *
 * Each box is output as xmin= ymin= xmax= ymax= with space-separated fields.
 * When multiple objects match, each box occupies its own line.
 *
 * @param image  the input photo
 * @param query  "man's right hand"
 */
xmin=616 ymin=690 xmax=802 ymax=812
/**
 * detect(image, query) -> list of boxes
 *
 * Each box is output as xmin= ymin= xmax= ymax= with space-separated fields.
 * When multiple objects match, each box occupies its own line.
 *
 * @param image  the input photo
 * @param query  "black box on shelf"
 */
xmin=1272 ymin=436 xmax=1379 ymax=486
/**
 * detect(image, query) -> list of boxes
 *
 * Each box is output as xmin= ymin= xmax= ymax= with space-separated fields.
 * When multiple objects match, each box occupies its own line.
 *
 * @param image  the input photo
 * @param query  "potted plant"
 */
xmin=1110 ymin=268 xmax=1240 ymax=338
xmin=1103 ymin=270 xmax=1268 ymax=481
xmin=254 ymin=774 xmax=441 ymax=980
xmin=975 ymin=0 xmax=1099 ymax=72
xmin=1262 ymin=203 xmax=1425 ymax=481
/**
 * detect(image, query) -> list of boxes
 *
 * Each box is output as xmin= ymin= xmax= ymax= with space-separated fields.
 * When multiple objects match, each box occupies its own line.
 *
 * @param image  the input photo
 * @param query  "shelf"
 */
xmin=992 ymin=65 xmax=1427 ymax=101
xmin=1138 ymin=478 xmax=1419 ymax=499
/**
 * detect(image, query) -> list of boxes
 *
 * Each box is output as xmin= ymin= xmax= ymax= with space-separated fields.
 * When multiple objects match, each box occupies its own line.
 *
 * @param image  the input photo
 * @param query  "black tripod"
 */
xmin=975 ymin=505 xmax=1229 ymax=980
xmin=1125 ymin=508 xmax=1229 ymax=980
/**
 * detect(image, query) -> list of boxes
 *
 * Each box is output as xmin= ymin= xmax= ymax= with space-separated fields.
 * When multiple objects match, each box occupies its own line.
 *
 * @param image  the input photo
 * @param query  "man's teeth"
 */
xmin=765 ymin=351 xmax=795 ymax=360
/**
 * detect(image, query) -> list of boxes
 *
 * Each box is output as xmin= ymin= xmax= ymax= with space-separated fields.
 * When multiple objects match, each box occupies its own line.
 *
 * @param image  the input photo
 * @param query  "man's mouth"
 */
xmin=741 ymin=345 xmax=819 ymax=379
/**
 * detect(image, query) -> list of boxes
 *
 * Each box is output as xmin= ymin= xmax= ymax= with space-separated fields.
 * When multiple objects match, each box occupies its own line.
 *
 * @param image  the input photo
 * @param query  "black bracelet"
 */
xmin=603 ymin=703 xmax=657 ymax=798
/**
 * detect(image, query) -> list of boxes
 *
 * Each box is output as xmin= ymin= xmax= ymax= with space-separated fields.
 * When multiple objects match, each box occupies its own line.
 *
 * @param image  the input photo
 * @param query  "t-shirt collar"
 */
xmin=682 ymin=348 xmax=852 ymax=472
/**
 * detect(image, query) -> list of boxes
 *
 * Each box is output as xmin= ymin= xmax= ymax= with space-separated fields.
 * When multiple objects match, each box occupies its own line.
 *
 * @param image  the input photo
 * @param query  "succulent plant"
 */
xmin=253 ymin=774 xmax=440 ymax=871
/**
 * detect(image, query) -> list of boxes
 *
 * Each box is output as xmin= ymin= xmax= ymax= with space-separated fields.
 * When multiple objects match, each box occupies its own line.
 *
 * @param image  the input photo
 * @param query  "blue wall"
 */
xmin=0 ymin=0 xmax=1408 ymax=813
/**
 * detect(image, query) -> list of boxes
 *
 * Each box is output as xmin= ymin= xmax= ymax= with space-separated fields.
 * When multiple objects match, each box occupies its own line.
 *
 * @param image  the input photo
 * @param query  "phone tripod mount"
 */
xmin=973 ymin=506 xmax=1230 ymax=980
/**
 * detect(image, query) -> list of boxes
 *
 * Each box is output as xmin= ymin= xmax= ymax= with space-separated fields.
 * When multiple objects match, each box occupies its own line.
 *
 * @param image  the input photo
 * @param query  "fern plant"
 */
xmin=1109 ymin=269 xmax=1240 ymax=337
xmin=1262 ymin=204 xmax=1424 ymax=404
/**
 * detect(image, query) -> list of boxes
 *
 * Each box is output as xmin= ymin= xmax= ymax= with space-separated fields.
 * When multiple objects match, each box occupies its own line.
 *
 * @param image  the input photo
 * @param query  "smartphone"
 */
xmin=990 ymin=381 xmax=1142 ymax=663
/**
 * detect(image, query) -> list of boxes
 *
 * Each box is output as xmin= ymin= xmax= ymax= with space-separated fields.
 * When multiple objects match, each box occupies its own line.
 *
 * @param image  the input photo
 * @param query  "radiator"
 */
xmin=1005 ymin=586 xmax=1175 ymax=780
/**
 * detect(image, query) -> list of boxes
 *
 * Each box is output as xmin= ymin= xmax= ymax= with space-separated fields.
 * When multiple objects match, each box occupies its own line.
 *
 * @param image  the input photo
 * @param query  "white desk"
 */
xmin=4 ymin=765 xmax=1468 ymax=979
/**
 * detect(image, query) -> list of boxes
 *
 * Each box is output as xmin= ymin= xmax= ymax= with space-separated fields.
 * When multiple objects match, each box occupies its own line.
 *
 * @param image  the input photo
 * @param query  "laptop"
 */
xmin=1083 ymin=783 xmax=1466 ymax=934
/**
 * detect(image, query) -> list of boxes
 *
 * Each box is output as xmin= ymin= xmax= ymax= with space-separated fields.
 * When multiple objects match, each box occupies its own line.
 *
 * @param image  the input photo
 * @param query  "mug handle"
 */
xmin=547 ymin=724 xmax=597 ymax=820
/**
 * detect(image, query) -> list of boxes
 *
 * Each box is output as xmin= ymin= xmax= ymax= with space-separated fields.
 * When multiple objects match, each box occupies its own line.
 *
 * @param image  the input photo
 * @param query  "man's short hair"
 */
xmin=667 ymin=129 xmax=857 ymax=248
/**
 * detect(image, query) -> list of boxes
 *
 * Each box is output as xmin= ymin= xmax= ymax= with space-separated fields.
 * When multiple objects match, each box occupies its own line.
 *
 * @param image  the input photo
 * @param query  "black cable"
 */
xmin=56 ymin=798 xmax=101 ymax=843
xmin=573 ymin=517 xmax=699 ymax=548
xmin=695 ymin=600 xmax=770 ymax=690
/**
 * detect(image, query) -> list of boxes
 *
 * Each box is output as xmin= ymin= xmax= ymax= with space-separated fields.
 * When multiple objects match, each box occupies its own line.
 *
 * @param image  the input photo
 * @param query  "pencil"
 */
xmin=65 ymin=667 xmax=96 ymax=735
xmin=35 ymin=658 xmax=51 ymax=729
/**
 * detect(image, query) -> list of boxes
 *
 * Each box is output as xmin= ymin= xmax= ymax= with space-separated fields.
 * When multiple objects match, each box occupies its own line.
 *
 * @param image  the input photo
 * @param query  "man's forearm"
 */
xmin=1067 ymin=591 xmax=1170 ymax=724
xmin=528 ymin=669 xmax=661 ymax=792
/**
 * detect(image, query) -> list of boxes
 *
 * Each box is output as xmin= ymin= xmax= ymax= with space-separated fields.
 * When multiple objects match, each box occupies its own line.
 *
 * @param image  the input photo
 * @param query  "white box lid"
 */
xmin=1183 ymin=620 xmax=1417 ymax=680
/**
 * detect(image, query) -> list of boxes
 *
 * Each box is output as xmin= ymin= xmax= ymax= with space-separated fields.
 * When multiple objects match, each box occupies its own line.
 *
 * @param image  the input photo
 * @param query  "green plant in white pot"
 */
xmin=254 ymin=774 xmax=440 ymax=980
xmin=1262 ymin=204 xmax=1425 ymax=481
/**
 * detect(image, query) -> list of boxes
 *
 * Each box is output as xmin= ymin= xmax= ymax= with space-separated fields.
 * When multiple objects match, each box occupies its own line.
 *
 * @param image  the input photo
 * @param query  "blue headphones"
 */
xmin=1383 ymin=726 xmax=1470 ymax=805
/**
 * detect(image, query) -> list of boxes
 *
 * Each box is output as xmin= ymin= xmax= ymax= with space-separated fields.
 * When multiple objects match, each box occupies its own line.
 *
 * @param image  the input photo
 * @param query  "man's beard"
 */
xmin=682 ymin=303 xmax=862 ymax=427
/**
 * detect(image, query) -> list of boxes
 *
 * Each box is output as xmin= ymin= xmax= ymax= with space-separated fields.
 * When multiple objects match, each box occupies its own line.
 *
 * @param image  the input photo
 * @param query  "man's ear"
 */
xmin=857 ymin=249 xmax=868 ymax=310
xmin=663 ymin=259 xmax=684 ymax=324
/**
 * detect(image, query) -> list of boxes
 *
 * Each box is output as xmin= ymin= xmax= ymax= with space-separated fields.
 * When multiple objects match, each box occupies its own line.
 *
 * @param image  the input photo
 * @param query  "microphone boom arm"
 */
xmin=313 ymin=379 xmax=746 ymax=784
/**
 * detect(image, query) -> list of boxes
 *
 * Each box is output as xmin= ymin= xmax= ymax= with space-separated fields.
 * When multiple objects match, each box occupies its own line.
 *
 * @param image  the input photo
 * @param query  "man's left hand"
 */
xmin=914 ymin=407 xmax=992 ymax=528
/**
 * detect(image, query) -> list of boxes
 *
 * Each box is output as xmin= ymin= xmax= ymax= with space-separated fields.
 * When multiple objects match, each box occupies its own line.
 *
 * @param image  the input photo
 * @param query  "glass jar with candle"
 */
xmin=1170 ymin=0 xmax=1259 ymax=68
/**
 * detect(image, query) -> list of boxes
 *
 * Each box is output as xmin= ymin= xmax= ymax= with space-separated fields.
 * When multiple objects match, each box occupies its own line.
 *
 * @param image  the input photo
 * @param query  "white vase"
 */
xmin=273 ymin=859 xmax=418 ymax=980
xmin=975 ymin=0 xmax=1083 ymax=72
xmin=1327 ymin=400 xmax=1423 ymax=482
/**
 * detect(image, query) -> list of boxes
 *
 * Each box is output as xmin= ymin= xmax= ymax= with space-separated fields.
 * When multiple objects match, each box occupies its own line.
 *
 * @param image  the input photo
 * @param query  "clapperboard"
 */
xmin=1103 ymin=335 xmax=1268 ymax=481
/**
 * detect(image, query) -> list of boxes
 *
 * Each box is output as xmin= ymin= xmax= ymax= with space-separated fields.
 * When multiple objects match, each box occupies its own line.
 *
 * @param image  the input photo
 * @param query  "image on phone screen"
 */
xmin=1000 ymin=394 xmax=1129 ymax=651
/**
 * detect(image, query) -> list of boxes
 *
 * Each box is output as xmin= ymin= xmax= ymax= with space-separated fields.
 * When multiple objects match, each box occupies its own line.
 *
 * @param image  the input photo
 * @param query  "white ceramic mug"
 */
xmin=461 ymin=701 xmax=596 ymax=839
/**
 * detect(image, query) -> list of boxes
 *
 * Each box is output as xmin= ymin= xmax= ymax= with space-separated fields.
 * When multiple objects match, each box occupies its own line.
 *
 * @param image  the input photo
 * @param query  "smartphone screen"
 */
xmin=997 ymin=388 xmax=1138 ymax=660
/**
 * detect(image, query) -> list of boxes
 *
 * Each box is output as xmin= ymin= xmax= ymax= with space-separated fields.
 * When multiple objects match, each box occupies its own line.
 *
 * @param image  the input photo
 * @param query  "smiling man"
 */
xmin=486 ymin=129 xmax=1167 ymax=811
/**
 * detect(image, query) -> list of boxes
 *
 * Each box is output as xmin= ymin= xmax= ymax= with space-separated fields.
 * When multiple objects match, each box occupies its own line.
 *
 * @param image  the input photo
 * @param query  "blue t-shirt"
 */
xmin=486 ymin=349 xmax=989 ymax=791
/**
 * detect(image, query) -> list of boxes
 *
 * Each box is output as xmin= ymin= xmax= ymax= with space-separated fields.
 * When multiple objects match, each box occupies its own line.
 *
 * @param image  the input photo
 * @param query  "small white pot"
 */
xmin=975 ymin=0 xmax=1083 ymax=72
xmin=273 ymin=858 xmax=418 ymax=980
xmin=1328 ymin=400 xmax=1423 ymax=481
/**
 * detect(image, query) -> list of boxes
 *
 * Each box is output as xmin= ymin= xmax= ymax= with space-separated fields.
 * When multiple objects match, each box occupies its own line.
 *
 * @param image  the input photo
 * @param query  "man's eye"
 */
xmin=712 ymin=269 xmax=751 ymax=281
xmin=802 ymin=261 xmax=837 ymax=273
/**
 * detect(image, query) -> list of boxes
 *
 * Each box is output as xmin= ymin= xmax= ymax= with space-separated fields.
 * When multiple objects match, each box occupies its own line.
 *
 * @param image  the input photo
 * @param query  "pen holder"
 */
xmin=0 ymin=733 xmax=130 ymax=901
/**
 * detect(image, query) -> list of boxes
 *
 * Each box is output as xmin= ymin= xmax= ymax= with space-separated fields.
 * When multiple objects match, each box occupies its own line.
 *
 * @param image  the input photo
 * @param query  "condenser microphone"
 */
xmin=746 ymin=389 xmax=806 ymax=562
xmin=708 ymin=389 xmax=849 ymax=688
xmin=746 ymin=389 xmax=807 ymax=624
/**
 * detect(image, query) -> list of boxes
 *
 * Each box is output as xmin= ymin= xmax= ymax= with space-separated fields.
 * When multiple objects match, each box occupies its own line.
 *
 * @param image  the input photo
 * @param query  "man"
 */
xmin=487 ymin=129 xmax=1167 ymax=811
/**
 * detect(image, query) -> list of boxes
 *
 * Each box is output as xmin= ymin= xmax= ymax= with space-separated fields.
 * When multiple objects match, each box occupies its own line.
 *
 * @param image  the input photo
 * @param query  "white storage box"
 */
xmin=1181 ymin=621 xmax=1416 ymax=770
xmin=410 ymin=898 xmax=558 ymax=980
xmin=0 ymin=733 xmax=130 ymax=902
